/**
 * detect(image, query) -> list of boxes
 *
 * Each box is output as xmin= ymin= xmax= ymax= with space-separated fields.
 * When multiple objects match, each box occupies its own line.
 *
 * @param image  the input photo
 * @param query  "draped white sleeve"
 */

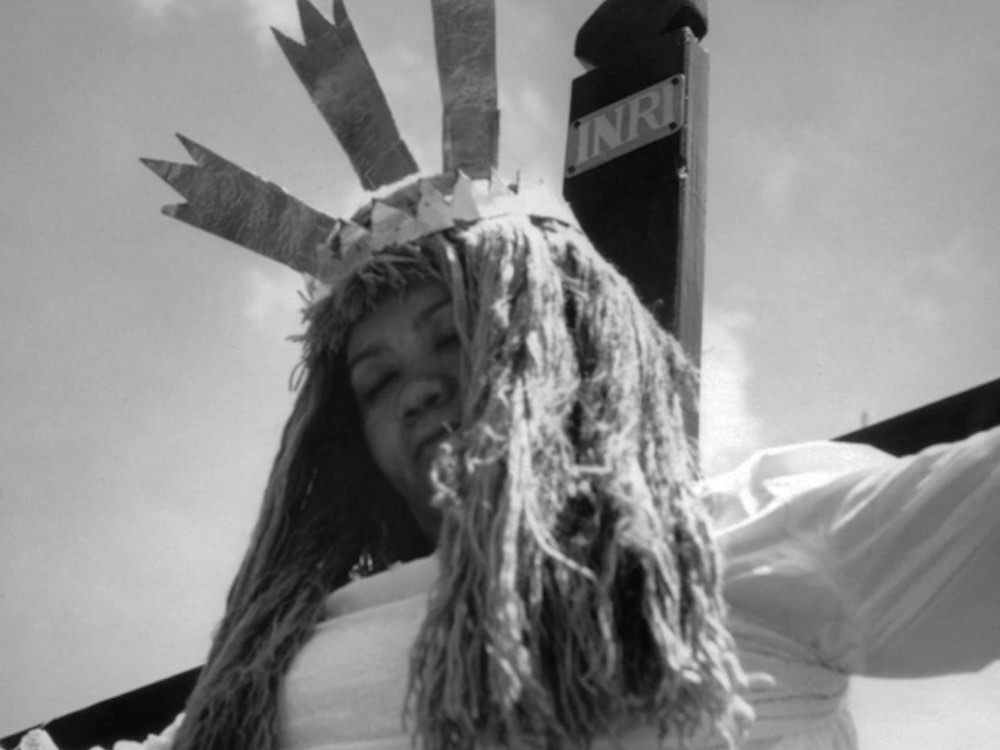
xmin=277 ymin=426 xmax=1000 ymax=750
xmin=22 ymin=430 xmax=993 ymax=750
xmin=718 ymin=425 xmax=1000 ymax=679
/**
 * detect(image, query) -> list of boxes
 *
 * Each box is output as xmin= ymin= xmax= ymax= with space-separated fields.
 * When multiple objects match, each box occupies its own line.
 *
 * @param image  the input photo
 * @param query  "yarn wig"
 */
xmin=172 ymin=201 xmax=751 ymax=750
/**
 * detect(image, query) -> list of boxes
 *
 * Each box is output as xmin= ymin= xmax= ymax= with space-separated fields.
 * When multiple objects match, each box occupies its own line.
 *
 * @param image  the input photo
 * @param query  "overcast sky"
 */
xmin=2 ymin=0 xmax=999 ymax=745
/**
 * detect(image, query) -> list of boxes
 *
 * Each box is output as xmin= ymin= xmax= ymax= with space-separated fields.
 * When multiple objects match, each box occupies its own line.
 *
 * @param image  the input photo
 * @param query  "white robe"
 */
xmin=279 ymin=427 xmax=1000 ymax=750
xmin=15 ymin=427 xmax=1000 ymax=750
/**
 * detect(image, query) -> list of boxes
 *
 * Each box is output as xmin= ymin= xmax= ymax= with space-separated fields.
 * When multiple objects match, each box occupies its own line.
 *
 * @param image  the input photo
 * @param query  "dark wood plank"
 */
xmin=838 ymin=378 xmax=1000 ymax=455
xmin=562 ymin=30 xmax=708 ymax=372
xmin=1 ymin=668 xmax=199 ymax=750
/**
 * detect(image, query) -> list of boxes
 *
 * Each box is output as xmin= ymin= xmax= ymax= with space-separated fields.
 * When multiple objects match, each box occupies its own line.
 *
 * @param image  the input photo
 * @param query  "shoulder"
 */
xmin=324 ymin=554 xmax=439 ymax=619
xmin=702 ymin=440 xmax=893 ymax=530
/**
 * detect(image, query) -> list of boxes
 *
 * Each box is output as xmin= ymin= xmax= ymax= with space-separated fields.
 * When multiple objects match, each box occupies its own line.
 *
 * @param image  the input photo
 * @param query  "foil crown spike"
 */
xmin=431 ymin=0 xmax=499 ymax=177
xmin=272 ymin=0 xmax=419 ymax=190
xmin=143 ymin=0 xmax=508 ymax=304
xmin=140 ymin=134 xmax=338 ymax=276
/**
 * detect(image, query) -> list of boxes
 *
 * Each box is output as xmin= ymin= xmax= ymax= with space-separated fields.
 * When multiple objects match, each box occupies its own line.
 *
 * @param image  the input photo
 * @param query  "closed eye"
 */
xmin=357 ymin=370 xmax=397 ymax=406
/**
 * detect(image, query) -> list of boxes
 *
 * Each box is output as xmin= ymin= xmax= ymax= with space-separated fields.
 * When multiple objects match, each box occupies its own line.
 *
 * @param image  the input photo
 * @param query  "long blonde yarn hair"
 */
xmin=172 ymin=201 xmax=750 ymax=750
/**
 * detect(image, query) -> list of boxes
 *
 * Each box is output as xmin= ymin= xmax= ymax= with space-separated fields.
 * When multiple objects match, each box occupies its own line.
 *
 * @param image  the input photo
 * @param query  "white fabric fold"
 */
xmin=280 ymin=427 xmax=1000 ymax=750
xmin=15 ymin=427 xmax=1000 ymax=750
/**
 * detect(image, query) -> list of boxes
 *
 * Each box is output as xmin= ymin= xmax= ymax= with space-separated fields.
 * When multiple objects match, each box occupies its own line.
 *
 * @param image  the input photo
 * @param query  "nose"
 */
xmin=400 ymin=373 xmax=456 ymax=422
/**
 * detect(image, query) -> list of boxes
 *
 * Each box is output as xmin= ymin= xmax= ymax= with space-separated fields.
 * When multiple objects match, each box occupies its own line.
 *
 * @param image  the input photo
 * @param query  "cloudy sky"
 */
xmin=2 ymin=0 xmax=999 ymax=745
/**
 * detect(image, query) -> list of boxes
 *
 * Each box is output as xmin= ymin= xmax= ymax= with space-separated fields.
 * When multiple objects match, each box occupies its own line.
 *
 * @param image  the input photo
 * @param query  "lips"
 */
xmin=413 ymin=424 xmax=455 ymax=465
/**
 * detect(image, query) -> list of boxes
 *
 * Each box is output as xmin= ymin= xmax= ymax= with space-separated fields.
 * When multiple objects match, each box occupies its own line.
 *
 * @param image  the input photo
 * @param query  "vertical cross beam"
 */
xmin=563 ymin=0 xmax=709 ymax=431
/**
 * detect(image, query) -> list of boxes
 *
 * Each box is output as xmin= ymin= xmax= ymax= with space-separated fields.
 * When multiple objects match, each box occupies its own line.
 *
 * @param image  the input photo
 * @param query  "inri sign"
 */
xmin=565 ymin=75 xmax=686 ymax=178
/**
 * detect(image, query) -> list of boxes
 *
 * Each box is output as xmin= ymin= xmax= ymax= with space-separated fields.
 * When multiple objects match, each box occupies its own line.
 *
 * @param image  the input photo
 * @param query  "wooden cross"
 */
xmin=563 ymin=0 xmax=709 ymax=360
xmin=558 ymin=0 xmax=1000 ymax=454
xmin=562 ymin=0 xmax=710 ymax=435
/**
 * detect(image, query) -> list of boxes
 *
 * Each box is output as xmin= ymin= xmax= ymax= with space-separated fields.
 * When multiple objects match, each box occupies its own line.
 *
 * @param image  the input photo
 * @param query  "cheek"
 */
xmin=361 ymin=406 xmax=405 ymax=482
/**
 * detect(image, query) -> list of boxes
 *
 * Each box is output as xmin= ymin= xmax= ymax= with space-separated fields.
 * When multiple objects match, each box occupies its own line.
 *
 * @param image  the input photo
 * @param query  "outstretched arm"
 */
xmin=828 ymin=425 xmax=1000 ymax=677
xmin=718 ymin=425 xmax=1000 ymax=678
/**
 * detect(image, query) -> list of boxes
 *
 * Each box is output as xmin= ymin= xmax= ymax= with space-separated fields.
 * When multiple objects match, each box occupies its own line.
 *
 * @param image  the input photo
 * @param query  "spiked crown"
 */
xmin=142 ymin=0 xmax=519 ymax=297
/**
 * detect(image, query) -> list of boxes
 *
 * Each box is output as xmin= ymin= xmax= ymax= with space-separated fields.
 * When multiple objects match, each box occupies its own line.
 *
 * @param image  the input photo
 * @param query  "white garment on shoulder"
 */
xmin=279 ymin=427 xmax=1000 ymax=750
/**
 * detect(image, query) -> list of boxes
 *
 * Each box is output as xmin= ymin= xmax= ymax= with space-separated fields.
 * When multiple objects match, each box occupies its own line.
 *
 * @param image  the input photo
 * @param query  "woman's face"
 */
xmin=346 ymin=281 xmax=461 ymax=541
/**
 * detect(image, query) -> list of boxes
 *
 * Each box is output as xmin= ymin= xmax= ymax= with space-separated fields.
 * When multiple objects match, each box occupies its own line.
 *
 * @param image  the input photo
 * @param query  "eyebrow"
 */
xmin=346 ymin=294 xmax=453 ymax=374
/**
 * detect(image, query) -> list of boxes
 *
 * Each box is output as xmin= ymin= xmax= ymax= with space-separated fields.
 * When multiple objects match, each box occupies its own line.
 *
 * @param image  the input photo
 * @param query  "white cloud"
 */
xmin=496 ymin=84 xmax=565 ymax=188
xmin=916 ymin=230 xmax=980 ymax=285
xmin=134 ymin=0 xmax=180 ymax=14
xmin=699 ymin=307 xmax=765 ymax=475
xmin=239 ymin=0 xmax=303 ymax=47
xmin=516 ymin=84 xmax=556 ymax=131
xmin=738 ymin=128 xmax=863 ymax=229
xmin=242 ymin=266 xmax=306 ymax=327
xmin=133 ymin=0 xmax=302 ymax=47
xmin=760 ymin=147 xmax=802 ymax=225
xmin=134 ymin=0 xmax=216 ymax=21
xmin=886 ymin=231 xmax=986 ymax=330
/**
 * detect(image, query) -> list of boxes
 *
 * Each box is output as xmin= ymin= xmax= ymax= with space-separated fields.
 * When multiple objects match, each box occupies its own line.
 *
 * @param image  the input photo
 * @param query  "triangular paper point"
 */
xmin=298 ymin=0 xmax=333 ymax=42
xmin=272 ymin=27 xmax=306 ymax=63
xmin=415 ymin=180 xmax=454 ymax=234
xmin=140 ymin=157 xmax=173 ymax=181
xmin=331 ymin=0 xmax=348 ymax=25
xmin=176 ymin=136 xmax=230 ymax=170
xmin=488 ymin=169 xmax=512 ymax=199
xmin=175 ymin=133 xmax=205 ymax=161
xmin=451 ymin=172 xmax=480 ymax=221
